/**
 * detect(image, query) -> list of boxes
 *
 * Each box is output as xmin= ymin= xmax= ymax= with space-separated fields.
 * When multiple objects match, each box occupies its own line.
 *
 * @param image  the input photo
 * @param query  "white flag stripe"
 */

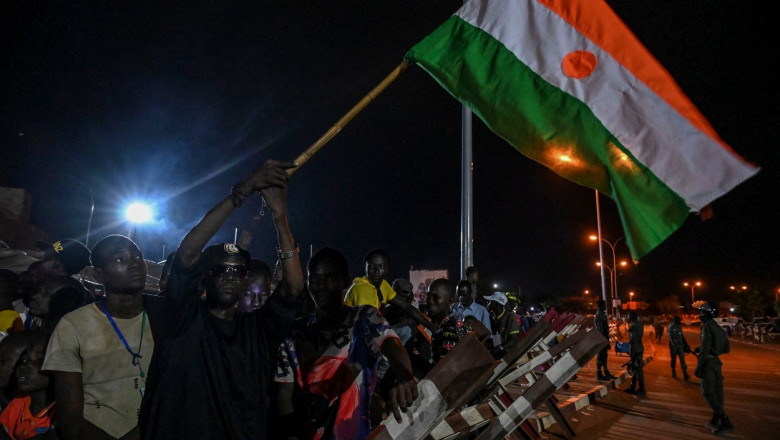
xmin=457 ymin=0 xmax=757 ymax=210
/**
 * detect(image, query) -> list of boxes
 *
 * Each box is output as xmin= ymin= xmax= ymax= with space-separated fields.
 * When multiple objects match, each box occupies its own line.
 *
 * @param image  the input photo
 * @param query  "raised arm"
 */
xmin=178 ymin=160 xmax=296 ymax=267
xmin=260 ymin=183 xmax=303 ymax=301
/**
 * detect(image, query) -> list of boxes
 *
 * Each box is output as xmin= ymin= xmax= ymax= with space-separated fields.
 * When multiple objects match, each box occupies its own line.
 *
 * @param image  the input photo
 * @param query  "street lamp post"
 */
xmin=683 ymin=281 xmax=702 ymax=305
xmin=589 ymin=235 xmax=626 ymax=305
xmin=595 ymin=257 xmax=627 ymax=299
xmin=614 ymin=260 xmax=627 ymax=302
xmin=595 ymin=262 xmax=614 ymax=300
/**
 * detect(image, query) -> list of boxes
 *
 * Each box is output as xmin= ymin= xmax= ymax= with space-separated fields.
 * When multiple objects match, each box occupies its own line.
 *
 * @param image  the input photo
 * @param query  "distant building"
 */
xmin=409 ymin=268 xmax=449 ymax=308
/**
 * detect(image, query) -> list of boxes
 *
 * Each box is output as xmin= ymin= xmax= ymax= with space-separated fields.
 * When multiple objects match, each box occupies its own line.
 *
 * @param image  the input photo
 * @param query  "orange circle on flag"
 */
xmin=562 ymin=50 xmax=597 ymax=79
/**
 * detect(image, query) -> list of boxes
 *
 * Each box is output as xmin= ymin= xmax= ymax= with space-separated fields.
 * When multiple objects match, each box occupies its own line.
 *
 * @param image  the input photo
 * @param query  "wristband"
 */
xmin=276 ymin=245 xmax=299 ymax=260
xmin=230 ymin=184 xmax=253 ymax=207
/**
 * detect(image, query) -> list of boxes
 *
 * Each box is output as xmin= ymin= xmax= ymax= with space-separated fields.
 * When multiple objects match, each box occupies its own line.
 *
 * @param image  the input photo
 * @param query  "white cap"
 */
xmin=484 ymin=291 xmax=508 ymax=306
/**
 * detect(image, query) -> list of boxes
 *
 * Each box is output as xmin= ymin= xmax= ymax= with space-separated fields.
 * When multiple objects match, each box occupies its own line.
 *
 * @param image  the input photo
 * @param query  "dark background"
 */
xmin=2 ymin=1 xmax=777 ymax=307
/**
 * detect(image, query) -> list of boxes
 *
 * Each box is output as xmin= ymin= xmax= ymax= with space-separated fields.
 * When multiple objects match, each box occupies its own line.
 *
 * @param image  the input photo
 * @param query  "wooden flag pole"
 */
xmin=288 ymin=60 xmax=410 ymax=175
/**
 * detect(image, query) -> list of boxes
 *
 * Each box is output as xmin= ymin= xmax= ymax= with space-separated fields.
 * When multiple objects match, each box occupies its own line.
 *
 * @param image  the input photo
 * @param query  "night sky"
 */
xmin=2 ymin=1 xmax=777 ymax=307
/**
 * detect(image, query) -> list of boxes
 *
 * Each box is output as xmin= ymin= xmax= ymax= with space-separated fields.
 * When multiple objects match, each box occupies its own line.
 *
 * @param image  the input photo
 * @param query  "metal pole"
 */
xmin=612 ymin=242 xmax=618 ymax=302
xmin=460 ymin=0 xmax=474 ymax=280
xmin=460 ymin=104 xmax=474 ymax=279
xmin=595 ymin=190 xmax=609 ymax=313
xmin=85 ymin=190 xmax=95 ymax=248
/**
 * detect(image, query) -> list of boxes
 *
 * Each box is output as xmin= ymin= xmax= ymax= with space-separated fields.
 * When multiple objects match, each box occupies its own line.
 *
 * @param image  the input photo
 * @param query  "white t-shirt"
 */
xmin=43 ymin=302 xmax=154 ymax=438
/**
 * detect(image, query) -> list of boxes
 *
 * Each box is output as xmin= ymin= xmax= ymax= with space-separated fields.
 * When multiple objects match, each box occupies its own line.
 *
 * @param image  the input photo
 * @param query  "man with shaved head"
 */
xmin=427 ymin=278 xmax=471 ymax=364
xmin=43 ymin=234 xmax=162 ymax=440
xmin=344 ymin=249 xmax=437 ymax=334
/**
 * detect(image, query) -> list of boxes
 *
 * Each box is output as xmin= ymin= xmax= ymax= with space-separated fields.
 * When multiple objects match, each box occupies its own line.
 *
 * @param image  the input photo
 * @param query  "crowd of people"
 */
xmin=0 ymin=159 xmax=545 ymax=440
xmin=0 ymin=158 xmax=736 ymax=439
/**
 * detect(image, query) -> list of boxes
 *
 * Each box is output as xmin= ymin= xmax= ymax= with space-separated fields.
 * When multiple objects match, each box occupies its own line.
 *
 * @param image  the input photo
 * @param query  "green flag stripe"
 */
xmin=405 ymin=16 xmax=689 ymax=259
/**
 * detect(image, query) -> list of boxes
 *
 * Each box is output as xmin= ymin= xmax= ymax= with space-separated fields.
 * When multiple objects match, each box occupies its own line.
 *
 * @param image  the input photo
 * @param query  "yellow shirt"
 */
xmin=343 ymin=277 xmax=396 ymax=309
xmin=0 ymin=310 xmax=22 ymax=334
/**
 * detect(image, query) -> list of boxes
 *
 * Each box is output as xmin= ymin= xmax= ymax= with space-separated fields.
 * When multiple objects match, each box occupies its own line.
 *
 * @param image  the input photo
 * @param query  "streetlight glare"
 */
xmin=588 ymin=235 xmax=597 ymax=241
xmin=125 ymin=202 xmax=154 ymax=224
xmin=683 ymin=280 xmax=703 ymax=305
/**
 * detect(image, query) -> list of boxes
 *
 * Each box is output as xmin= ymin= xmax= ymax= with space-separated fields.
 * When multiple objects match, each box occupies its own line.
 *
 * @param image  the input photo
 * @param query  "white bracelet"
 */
xmin=276 ymin=245 xmax=299 ymax=260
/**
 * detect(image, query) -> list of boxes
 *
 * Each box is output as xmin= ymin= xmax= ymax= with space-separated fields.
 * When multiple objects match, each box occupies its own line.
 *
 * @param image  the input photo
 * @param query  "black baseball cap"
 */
xmin=36 ymin=239 xmax=91 ymax=276
xmin=201 ymin=243 xmax=251 ymax=270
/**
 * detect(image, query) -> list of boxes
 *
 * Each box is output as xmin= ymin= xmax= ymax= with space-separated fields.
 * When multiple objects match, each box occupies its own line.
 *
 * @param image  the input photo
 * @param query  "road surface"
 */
xmin=544 ymin=325 xmax=780 ymax=439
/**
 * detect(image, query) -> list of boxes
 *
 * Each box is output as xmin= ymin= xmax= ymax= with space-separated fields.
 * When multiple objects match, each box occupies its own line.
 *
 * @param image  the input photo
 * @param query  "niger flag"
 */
xmin=405 ymin=0 xmax=758 ymax=259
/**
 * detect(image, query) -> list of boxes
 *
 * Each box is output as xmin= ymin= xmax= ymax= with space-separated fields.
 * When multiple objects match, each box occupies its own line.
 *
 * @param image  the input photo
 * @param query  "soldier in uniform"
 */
xmin=594 ymin=300 xmax=617 ymax=381
xmin=624 ymin=311 xmax=645 ymax=396
xmin=667 ymin=315 xmax=691 ymax=380
xmin=694 ymin=301 xmax=734 ymax=435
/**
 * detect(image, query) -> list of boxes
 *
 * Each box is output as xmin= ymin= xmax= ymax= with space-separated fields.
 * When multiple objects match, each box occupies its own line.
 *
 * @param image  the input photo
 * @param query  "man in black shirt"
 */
xmin=140 ymin=159 xmax=303 ymax=440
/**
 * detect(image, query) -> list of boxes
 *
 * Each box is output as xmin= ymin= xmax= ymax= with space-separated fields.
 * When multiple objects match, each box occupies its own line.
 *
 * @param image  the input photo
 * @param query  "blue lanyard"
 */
xmin=99 ymin=301 xmax=146 ymax=369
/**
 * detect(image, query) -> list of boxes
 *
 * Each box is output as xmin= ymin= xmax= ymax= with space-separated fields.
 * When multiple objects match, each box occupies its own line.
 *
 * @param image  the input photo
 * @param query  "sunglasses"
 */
xmin=210 ymin=264 xmax=248 ymax=278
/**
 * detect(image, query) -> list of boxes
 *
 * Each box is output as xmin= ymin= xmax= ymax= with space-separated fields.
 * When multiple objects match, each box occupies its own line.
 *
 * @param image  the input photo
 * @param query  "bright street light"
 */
xmin=593 ymin=259 xmax=628 ymax=301
xmin=683 ymin=281 xmax=702 ymax=305
xmin=125 ymin=202 xmax=154 ymax=224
